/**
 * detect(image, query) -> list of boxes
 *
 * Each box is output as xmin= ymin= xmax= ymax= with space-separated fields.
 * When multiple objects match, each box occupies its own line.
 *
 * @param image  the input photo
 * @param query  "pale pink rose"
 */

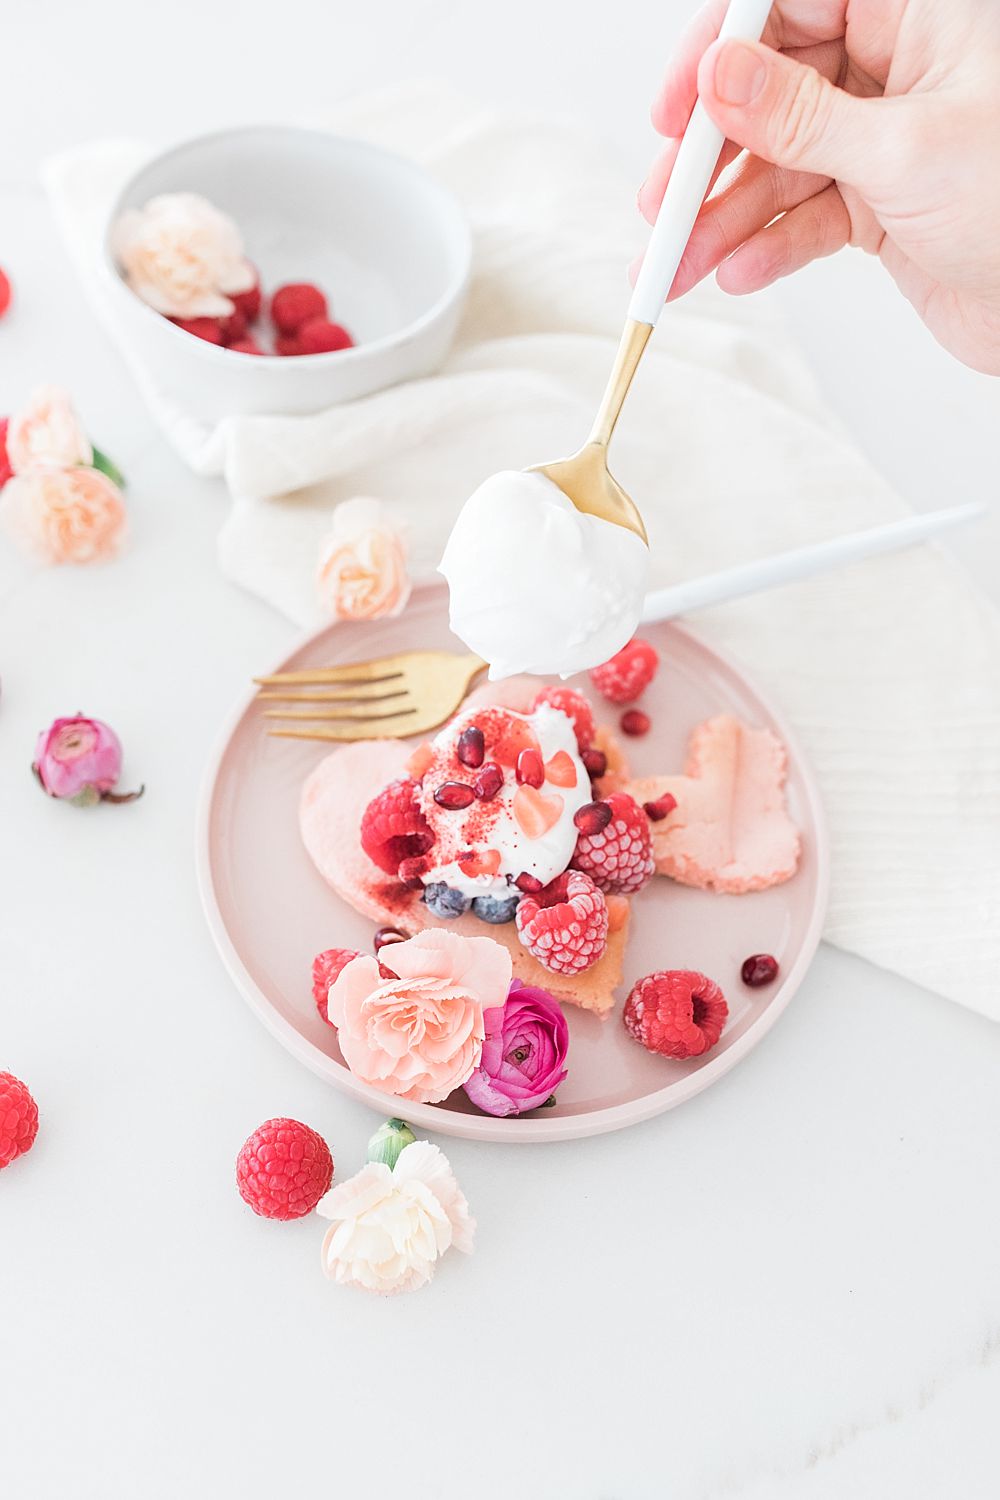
xmin=6 ymin=386 xmax=92 ymax=473
xmin=317 ymin=1140 xmax=474 ymax=1295
xmin=112 ymin=192 xmax=254 ymax=319
xmin=0 ymin=465 xmax=126 ymax=564
xmin=316 ymin=496 xmax=411 ymax=622
xmin=326 ymin=929 xmax=512 ymax=1104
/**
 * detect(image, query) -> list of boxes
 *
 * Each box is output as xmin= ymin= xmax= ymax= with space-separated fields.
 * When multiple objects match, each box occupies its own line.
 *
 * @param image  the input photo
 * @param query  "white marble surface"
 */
xmin=2 ymin=2 xmax=1000 ymax=1496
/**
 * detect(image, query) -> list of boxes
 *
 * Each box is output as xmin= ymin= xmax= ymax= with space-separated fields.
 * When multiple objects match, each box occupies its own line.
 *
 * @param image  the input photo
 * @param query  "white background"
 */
xmin=3 ymin=2 xmax=1000 ymax=1497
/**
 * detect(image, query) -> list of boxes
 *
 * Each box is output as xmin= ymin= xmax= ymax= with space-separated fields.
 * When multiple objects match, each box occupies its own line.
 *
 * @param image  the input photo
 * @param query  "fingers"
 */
xmin=696 ymin=38 xmax=888 ymax=191
xmin=637 ymin=138 xmax=740 ymax=225
xmin=715 ymin=181 xmax=851 ymax=294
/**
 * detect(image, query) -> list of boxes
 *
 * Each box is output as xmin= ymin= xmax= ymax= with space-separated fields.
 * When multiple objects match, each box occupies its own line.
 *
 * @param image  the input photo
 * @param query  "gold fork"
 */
xmin=255 ymin=649 xmax=487 ymax=741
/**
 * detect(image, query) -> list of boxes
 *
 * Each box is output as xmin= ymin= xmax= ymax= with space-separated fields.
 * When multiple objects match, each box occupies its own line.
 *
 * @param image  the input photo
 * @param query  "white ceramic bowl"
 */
xmin=101 ymin=125 xmax=472 ymax=423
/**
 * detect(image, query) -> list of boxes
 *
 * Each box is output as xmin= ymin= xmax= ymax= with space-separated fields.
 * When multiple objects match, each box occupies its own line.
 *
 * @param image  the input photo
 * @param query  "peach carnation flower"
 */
xmin=326 ymin=929 xmax=512 ymax=1104
xmin=316 ymin=496 xmax=411 ymax=622
xmin=112 ymin=192 xmax=254 ymax=319
xmin=317 ymin=1139 xmax=474 ymax=1295
xmin=6 ymin=386 xmax=92 ymax=473
xmin=0 ymin=465 xmax=126 ymax=564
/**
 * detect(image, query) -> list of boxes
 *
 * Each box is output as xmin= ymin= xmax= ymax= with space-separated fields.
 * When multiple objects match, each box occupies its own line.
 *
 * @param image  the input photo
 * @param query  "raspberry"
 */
xmin=227 ymin=337 xmax=265 ymax=355
xmin=572 ymin=792 xmax=654 ymax=894
xmin=0 ymin=266 xmax=11 ymax=320
xmin=297 ymin=318 xmax=354 ymax=355
xmin=312 ymin=946 xmax=361 ymax=1022
xmin=531 ymin=686 xmax=595 ymax=750
xmin=173 ymin=316 xmax=224 ymax=344
xmin=0 ymin=417 xmax=11 ymax=489
xmin=0 ymin=1072 xmax=39 ymax=1169
xmin=360 ymin=778 xmax=434 ymax=875
xmin=218 ymin=308 xmax=248 ymax=344
xmin=516 ymin=869 xmax=608 ymax=975
xmin=236 ymin=1118 xmax=333 ymax=1220
xmin=589 ymin=638 xmax=659 ymax=705
xmin=275 ymin=333 xmax=301 ymax=356
xmin=623 ymin=970 xmax=728 ymax=1059
xmin=230 ymin=267 xmax=261 ymax=323
xmin=270 ymin=282 xmax=328 ymax=335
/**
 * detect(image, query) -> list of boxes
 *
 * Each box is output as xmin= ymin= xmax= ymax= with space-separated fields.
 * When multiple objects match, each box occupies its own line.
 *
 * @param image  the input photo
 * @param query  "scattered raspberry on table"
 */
xmin=0 ymin=1072 xmax=39 ymax=1169
xmin=623 ymin=970 xmax=728 ymax=1059
xmin=236 ymin=1118 xmax=333 ymax=1220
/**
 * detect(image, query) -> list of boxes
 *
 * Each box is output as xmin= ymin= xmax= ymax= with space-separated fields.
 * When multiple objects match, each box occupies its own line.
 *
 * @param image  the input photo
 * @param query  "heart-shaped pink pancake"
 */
xmin=626 ymin=715 xmax=800 ymax=894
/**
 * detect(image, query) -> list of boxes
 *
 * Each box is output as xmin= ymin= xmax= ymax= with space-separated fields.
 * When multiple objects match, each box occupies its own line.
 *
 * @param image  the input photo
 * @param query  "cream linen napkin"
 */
xmin=43 ymin=90 xmax=1000 ymax=1017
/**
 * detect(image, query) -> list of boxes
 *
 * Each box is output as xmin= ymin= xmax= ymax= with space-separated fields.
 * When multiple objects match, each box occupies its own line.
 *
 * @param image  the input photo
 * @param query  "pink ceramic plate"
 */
xmin=197 ymin=589 xmax=829 ymax=1142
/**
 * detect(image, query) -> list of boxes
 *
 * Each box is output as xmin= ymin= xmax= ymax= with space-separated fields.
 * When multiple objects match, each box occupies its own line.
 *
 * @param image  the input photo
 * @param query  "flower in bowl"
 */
xmin=111 ymin=192 xmax=255 ymax=320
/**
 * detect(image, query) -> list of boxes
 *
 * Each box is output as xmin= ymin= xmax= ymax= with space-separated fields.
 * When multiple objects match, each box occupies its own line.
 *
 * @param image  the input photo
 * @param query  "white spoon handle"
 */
xmin=639 ymin=503 xmax=986 ymax=622
xmin=628 ymin=0 xmax=774 ymax=327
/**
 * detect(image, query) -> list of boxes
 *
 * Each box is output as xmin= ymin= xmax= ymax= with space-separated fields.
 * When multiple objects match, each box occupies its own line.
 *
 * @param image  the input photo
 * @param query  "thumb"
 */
xmin=697 ymin=38 xmax=889 ymax=192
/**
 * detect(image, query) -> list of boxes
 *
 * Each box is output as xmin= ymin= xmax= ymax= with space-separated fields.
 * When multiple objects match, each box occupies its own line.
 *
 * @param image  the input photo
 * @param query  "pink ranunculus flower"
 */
xmin=316 ymin=496 xmax=411 ymax=623
xmin=464 ymin=979 xmax=570 ymax=1117
xmin=317 ymin=1139 xmax=474 ymax=1295
xmin=33 ymin=715 xmax=143 ymax=807
xmin=112 ymin=192 xmax=255 ymax=320
xmin=326 ymin=929 xmax=512 ymax=1104
xmin=6 ymin=385 xmax=92 ymax=473
xmin=0 ymin=465 xmax=126 ymax=563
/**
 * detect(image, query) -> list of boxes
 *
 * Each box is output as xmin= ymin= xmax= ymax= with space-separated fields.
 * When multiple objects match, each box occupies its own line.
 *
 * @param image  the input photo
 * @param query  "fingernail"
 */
xmin=713 ymin=41 xmax=766 ymax=106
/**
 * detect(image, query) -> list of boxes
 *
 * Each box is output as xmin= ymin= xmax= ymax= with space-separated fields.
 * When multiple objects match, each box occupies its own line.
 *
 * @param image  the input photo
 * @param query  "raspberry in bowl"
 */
xmin=102 ymin=125 xmax=471 ymax=423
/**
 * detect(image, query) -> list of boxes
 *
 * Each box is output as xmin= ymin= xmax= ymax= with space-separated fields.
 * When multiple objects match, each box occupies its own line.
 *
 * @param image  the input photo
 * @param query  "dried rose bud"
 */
xmin=32 ymin=715 xmax=143 ymax=807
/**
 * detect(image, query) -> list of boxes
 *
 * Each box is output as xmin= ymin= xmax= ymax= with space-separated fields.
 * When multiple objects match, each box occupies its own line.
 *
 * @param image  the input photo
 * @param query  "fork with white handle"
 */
xmin=255 ymin=501 xmax=986 ymax=741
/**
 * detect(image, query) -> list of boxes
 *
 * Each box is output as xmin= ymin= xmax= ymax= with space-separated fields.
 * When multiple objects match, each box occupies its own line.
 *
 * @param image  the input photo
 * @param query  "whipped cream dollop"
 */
xmin=439 ymin=470 xmax=649 ymax=680
xmin=419 ymin=702 xmax=591 ymax=898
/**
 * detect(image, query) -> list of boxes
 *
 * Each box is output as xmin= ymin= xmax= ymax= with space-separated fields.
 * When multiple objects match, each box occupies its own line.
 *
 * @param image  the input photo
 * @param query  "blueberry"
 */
xmin=471 ymin=892 xmax=521 ymax=925
xmin=423 ymin=882 xmax=471 ymax=919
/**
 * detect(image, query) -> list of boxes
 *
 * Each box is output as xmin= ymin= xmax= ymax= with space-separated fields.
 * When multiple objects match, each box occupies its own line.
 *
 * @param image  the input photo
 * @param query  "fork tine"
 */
xmin=268 ymin=714 xmax=418 ymax=742
xmin=254 ymin=657 xmax=404 ymax=687
xmin=263 ymin=705 xmax=419 ymax=723
xmin=255 ymin=685 xmax=409 ymax=705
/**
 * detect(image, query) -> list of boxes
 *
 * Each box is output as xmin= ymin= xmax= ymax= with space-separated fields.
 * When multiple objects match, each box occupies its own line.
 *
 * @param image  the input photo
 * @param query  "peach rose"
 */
xmin=6 ymin=386 xmax=92 ymax=473
xmin=112 ymin=192 xmax=254 ymax=319
xmin=317 ymin=1139 xmax=474 ymax=1295
xmin=326 ymin=929 xmax=512 ymax=1103
xmin=316 ymin=496 xmax=411 ymax=622
xmin=0 ymin=466 xmax=126 ymax=564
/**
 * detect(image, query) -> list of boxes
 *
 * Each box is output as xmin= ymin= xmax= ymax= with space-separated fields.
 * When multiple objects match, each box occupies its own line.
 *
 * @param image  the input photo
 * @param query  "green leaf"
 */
xmin=91 ymin=446 xmax=126 ymax=490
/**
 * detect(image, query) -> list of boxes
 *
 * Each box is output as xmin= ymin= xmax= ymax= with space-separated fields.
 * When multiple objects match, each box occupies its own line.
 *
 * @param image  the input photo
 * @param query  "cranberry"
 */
xmin=473 ymin=762 xmax=504 ymax=800
xmin=573 ymin=800 xmax=612 ymax=835
xmin=434 ymin=780 xmax=475 ymax=810
xmin=374 ymin=926 xmax=407 ymax=953
xmin=397 ymin=856 xmax=429 ymax=888
xmin=516 ymin=748 xmax=544 ymax=788
xmin=514 ymin=871 xmax=543 ymax=893
xmin=644 ymin=792 xmax=677 ymax=822
xmin=456 ymin=724 xmax=485 ymax=768
xmin=620 ymin=709 xmax=651 ymax=737
xmin=741 ymin=953 xmax=779 ymax=987
xmin=581 ymin=747 xmax=607 ymax=779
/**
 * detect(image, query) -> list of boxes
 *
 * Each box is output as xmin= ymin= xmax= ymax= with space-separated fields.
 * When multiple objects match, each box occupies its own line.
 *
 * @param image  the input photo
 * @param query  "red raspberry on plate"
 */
xmin=0 ymin=1072 xmax=39 ymax=1169
xmin=572 ymin=791 xmax=654 ymax=894
xmin=229 ymin=267 xmax=261 ymax=323
xmin=270 ymin=282 xmax=328 ymax=335
xmin=531 ymin=686 xmax=595 ymax=750
xmin=236 ymin=1118 xmax=333 ymax=1221
xmin=297 ymin=317 xmax=354 ymax=355
xmin=0 ymin=417 xmax=12 ymax=489
xmin=312 ymin=946 xmax=362 ymax=1022
xmin=0 ymin=266 xmax=11 ymax=320
xmin=360 ymin=777 xmax=434 ymax=875
xmin=516 ymin=868 xmax=608 ymax=975
xmin=589 ymin=637 xmax=659 ymax=705
xmin=623 ymin=970 xmax=728 ymax=1059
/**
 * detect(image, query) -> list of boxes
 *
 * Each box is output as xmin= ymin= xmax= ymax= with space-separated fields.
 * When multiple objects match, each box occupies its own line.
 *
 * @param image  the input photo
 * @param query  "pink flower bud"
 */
xmin=32 ymin=716 xmax=143 ymax=807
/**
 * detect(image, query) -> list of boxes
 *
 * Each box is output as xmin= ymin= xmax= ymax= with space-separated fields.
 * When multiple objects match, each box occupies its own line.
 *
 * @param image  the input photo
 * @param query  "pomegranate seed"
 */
xmin=573 ymin=800 xmax=612 ymax=835
xmin=620 ymin=709 xmax=651 ymax=737
xmin=644 ymin=792 xmax=677 ymax=822
xmin=741 ymin=953 xmax=779 ymax=987
xmin=374 ymin=926 xmax=407 ymax=953
xmin=397 ymin=856 xmax=429 ymax=888
xmin=514 ymin=871 xmax=543 ymax=893
xmin=516 ymin=748 xmax=545 ymax=787
xmin=473 ymin=762 xmax=504 ymax=800
xmin=581 ymin=747 xmax=607 ymax=779
xmin=456 ymin=724 xmax=485 ymax=768
xmin=434 ymin=780 xmax=475 ymax=810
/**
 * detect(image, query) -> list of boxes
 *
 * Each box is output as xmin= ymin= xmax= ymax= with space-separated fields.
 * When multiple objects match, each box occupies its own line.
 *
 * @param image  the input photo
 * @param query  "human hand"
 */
xmin=641 ymin=0 xmax=1000 ymax=374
